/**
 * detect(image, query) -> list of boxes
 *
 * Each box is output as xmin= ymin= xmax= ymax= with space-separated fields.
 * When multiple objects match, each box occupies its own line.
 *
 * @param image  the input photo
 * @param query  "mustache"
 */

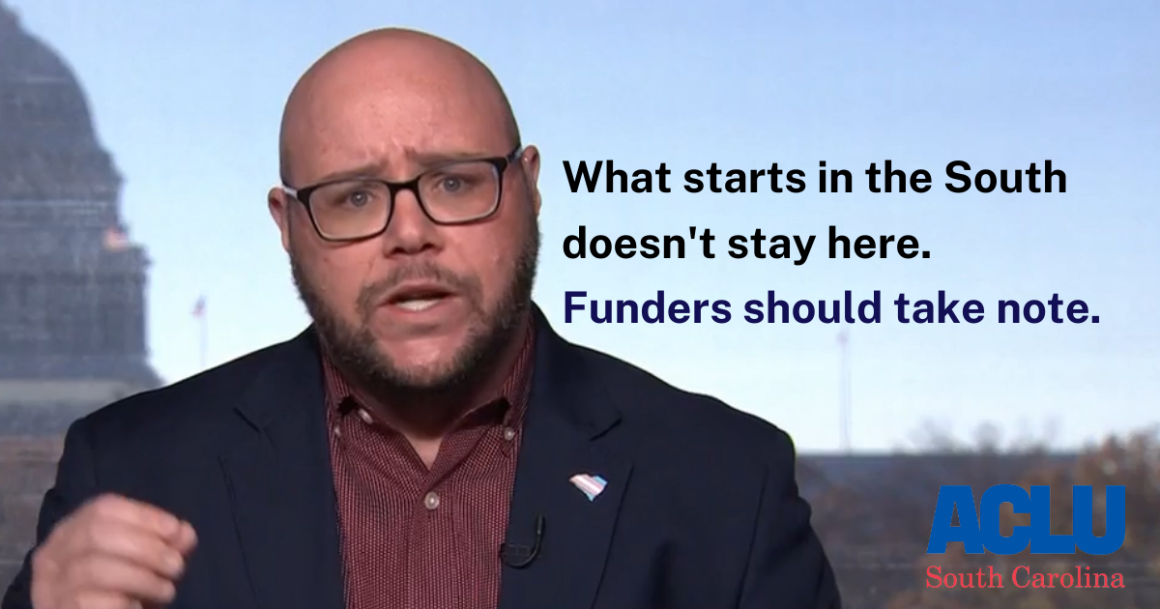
xmin=356 ymin=262 xmax=481 ymax=317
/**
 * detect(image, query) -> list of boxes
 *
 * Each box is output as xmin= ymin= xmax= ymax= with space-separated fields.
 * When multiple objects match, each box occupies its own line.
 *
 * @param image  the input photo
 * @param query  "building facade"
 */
xmin=0 ymin=1 xmax=162 ymax=584
xmin=0 ymin=2 xmax=161 ymax=437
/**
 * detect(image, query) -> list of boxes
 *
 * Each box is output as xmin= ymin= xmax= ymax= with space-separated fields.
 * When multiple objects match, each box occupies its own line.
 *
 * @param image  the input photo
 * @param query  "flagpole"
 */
xmin=199 ymin=310 xmax=208 ymax=371
xmin=193 ymin=297 xmax=208 ymax=371
xmin=838 ymin=329 xmax=852 ymax=453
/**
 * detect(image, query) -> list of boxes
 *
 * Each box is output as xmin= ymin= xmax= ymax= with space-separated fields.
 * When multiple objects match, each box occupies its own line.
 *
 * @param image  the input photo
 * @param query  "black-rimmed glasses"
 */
xmin=281 ymin=146 xmax=522 ymax=242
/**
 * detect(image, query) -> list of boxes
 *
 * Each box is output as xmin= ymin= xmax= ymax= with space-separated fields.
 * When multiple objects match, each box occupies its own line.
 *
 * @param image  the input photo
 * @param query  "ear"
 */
xmin=520 ymin=145 xmax=542 ymax=216
xmin=267 ymin=187 xmax=292 ymax=253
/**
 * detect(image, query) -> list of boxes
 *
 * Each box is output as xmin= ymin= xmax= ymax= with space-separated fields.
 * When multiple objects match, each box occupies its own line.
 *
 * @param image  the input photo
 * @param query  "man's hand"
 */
xmin=28 ymin=494 xmax=197 ymax=609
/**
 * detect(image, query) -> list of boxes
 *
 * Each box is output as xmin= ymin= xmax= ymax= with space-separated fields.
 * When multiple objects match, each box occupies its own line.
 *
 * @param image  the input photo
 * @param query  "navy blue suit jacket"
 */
xmin=3 ymin=308 xmax=840 ymax=609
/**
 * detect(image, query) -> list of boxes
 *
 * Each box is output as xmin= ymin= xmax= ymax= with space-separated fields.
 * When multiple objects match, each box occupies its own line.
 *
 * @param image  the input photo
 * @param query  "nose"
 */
xmin=379 ymin=187 xmax=442 ymax=258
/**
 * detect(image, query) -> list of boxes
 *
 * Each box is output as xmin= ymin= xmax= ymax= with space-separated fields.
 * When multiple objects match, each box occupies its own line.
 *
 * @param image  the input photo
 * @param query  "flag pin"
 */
xmin=569 ymin=473 xmax=607 ymax=502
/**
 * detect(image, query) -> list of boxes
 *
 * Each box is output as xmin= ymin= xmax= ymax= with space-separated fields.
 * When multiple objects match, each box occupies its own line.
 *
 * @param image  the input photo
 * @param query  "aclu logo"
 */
xmin=925 ymin=485 xmax=1127 ymax=590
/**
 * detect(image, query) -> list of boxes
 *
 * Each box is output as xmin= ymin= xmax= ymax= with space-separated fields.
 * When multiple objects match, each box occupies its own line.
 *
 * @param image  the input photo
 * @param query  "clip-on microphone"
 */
xmin=498 ymin=514 xmax=546 ymax=568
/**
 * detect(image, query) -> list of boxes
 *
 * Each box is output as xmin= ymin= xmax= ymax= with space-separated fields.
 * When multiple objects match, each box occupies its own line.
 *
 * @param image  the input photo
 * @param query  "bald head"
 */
xmin=267 ymin=28 xmax=543 ymax=406
xmin=278 ymin=28 xmax=520 ymax=185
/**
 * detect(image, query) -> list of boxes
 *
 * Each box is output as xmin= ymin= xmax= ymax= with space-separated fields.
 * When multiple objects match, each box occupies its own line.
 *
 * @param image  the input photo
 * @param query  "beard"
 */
xmin=291 ymin=220 xmax=540 ymax=402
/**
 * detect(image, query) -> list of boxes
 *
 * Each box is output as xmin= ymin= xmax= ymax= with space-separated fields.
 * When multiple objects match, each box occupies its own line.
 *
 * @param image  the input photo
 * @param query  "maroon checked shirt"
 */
xmin=321 ymin=326 xmax=535 ymax=609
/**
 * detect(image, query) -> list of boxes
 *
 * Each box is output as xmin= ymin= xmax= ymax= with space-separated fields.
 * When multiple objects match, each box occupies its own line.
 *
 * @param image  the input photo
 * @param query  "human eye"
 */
xmin=429 ymin=166 xmax=489 ymax=196
xmin=319 ymin=181 xmax=383 ymax=210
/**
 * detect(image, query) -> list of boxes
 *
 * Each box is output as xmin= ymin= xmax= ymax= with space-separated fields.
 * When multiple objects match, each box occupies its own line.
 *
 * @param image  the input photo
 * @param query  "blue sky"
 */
xmin=9 ymin=0 xmax=1159 ymax=451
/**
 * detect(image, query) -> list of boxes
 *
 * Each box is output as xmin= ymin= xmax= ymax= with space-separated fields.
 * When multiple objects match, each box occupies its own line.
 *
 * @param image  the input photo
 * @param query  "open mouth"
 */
xmin=385 ymin=284 xmax=456 ymax=313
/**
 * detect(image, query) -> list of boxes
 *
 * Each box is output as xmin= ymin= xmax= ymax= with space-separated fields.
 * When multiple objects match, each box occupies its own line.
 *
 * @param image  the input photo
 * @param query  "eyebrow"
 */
xmin=311 ymin=162 xmax=389 ymax=184
xmin=308 ymin=148 xmax=504 ymax=185
xmin=406 ymin=148 xmax=502 ymax=167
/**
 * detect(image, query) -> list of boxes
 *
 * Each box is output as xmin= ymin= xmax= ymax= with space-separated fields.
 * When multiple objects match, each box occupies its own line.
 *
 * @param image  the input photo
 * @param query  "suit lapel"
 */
xmin=497 ymin=310 xmax=634 ymax=609
xmin=219 ymin=329 xmax=345 ymax=609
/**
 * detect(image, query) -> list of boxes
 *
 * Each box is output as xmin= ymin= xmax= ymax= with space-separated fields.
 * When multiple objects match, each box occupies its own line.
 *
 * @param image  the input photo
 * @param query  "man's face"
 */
xmin=271 ymin=48 xmax=542 ymax=394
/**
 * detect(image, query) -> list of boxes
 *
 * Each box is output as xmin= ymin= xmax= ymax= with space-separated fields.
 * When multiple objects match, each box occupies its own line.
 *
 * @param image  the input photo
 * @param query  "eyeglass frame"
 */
xmin=280 ymin=145 xmax=524 ymax=243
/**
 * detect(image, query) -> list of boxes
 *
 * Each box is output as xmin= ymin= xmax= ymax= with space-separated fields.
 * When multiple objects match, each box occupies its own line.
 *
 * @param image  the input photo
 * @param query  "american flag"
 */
xmin=192 ymin=296 xmax=206 ymax=319
xmin=102 ymin=226 xmax=130 ymax=251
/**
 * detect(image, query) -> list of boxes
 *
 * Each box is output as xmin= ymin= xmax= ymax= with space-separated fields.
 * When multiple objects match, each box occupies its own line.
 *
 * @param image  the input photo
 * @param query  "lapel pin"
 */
xmin=570 ymin=473 xmax=607 ymax=501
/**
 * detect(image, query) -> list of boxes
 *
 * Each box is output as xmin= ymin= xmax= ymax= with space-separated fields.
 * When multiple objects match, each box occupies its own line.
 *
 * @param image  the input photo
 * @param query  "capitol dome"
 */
xmin=0 ymin=1 xmax=161 ymax=422
xmin=0 ymin=3 xmax=120 ymax=202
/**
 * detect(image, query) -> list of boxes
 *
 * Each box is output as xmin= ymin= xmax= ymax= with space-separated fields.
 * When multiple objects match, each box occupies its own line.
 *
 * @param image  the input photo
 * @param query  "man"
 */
xmin=3 ymin=28 xmax=840 ymax=609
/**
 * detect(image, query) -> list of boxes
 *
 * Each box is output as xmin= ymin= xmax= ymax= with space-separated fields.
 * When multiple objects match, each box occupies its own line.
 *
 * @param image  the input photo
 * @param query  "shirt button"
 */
xmin=424 ymin=491 xmax=441 ymax=510
xmin=358 ymin=409 xmax=373 ymax=424
xmin=502 ymin=427 xmax=516 ymax=441
xmin=332 ymin=425 xmax=342 ymax=437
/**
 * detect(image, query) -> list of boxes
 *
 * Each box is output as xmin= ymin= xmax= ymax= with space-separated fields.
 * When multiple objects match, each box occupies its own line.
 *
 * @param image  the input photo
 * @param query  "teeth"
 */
xmin=396 ymin=298 xmax=441 ymax=311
